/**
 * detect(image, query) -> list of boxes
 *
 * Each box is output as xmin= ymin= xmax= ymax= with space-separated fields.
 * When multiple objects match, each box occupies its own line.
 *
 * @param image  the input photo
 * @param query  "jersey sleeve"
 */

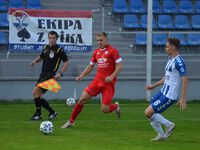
xmin=90 ymin=51 xmax=97 ymax=65
xmin=175 ymin=57 xmax=187 ymax=76
xmin=40 ymin=46 xmax=48 ymax=59
xmin=40 ymin=50 xmax=44 ymax=59
xmin=112 ymin=48 xmax=122 ymax=63
xmin=59 ymin=49 xmax=68 ymax=62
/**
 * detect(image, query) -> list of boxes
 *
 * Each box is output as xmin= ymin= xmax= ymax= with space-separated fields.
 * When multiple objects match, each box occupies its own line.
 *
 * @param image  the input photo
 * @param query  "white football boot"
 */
xmin=151 ymin=135 xmax=167 ymax=141
xmin=60 ymin=120 xmax=74 ymax=128
xmin=114 ymin=102 xmax=121 ymax=119
xmin=165 ymin=122 xmax=175 ymax=137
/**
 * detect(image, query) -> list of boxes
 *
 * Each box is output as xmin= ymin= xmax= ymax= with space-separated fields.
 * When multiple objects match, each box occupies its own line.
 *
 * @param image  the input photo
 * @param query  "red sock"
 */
xmin=69 ymin=103 xmax=84 ymax=123
xmin=109 ymin=104 xmax=118 ymax=112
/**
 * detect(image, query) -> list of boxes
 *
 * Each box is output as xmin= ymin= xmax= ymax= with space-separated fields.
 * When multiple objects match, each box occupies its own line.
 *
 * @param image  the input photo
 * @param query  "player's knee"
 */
xmin=32 ymin=89 xmax=37 ymax=96
xmin=145 ymin=108 xmax=153 ymax=118
xmin=78 ymin=97 xmax=87 ymax=105
xmin=32 ymin=88 xmax=42 ymax=98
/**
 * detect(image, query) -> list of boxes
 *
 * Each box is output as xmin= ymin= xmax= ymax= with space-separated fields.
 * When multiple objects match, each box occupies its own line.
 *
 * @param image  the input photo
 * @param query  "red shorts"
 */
xmin=84 ymin=80 xmax=116 ymax=105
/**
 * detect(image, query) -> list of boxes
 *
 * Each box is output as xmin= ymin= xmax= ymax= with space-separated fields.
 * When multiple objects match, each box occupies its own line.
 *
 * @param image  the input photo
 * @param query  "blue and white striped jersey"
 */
xmin=160 ymin=55 xmax=187 ymax=100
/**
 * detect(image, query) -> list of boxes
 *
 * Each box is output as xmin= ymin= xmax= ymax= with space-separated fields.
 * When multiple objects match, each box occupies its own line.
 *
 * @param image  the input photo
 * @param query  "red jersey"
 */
xmin=90 ymin=45 xmax=122 ymax=82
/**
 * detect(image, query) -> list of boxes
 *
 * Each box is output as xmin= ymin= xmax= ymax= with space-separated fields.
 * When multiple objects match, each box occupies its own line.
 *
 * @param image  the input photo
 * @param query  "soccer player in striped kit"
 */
xmin=144 ymin=38 xmax=188 ymax=141
xmin=61 ymin=32 xmax=123 ymax=128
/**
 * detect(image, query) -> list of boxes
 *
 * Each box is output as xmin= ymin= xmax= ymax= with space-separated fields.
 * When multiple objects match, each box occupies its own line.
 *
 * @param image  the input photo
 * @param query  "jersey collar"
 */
xmin=100 ymin=45 xmax=110 ymax=51
xmin=169 ymin=54 xmax=180 ymax=60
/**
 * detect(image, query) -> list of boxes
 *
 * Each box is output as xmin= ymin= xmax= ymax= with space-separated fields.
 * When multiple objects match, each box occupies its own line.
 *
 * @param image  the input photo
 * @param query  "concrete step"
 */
xmin=43 ymin=5 xmax=100 ymax=10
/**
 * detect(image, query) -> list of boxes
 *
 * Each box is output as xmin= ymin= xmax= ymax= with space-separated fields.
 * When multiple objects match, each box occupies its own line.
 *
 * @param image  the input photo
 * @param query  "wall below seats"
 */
xmin=0 ymin=79 xmax=199 ymax=100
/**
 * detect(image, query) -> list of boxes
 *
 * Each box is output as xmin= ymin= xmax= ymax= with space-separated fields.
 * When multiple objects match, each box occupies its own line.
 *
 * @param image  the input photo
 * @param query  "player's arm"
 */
xmin=30 ymin=55 xmax=42 ymax=66
xmin=76 ymin=64 xmax=94 ymax=81
xmin=144 ymin=77 xmax=165 ymax=90
xmin=54 ymin=61 xmax=69 ymax=80
xmin=105 ymin=62 xmax=123 ymax=83
xmin=176 ymin=76 xmax=188 ymax=110
xmin=76 ymin=51 xmax=96 ymax=81
xmin=60 ymin=61 xmax=69 ymax=75
xmin=175 ymin=58 xmax=188 ymax=110
xmin=55 ymin=49 xmax=69 ymax=80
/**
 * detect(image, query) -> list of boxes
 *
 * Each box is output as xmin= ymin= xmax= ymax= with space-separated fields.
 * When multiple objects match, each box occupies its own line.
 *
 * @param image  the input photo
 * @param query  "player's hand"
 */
xmin=76 ymin=75 xmax=83 ymax=81
xmin=30 ymin=61 xmax=35 ymax=67
xmin=54 ymin=73 xmax=62 ymax=80
xmin=144 ymin=84 xmax=154 ymax=90
xmin=176 ymin=97 xmax=187 ymax=110
xmin=105 ymin=76 xmax=113 ymax=83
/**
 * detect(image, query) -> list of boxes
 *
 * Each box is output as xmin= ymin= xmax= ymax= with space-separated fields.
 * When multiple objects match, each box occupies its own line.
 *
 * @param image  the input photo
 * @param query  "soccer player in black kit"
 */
xmin=30 ymin=31 xmax=68 ymax=120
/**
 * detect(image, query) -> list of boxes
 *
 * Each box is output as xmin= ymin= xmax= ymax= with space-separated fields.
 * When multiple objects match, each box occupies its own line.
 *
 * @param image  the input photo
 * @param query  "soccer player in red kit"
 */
xmin=61 ymin=32 xmax=123 ymax=128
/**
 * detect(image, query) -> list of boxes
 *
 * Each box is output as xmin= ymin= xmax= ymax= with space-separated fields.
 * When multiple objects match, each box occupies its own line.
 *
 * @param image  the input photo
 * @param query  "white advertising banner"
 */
xmin=9 ymin=8 xmax=92 ymax=52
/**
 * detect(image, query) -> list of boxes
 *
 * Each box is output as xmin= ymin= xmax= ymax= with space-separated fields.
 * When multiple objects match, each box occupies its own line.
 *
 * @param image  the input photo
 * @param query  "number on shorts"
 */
xmin=154 ymin=100 xmax=161 ymax=106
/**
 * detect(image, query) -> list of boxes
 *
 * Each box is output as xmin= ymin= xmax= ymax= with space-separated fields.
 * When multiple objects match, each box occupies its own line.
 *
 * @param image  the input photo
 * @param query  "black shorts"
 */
xmin=36 ymin=72 xmax=55 ymax=93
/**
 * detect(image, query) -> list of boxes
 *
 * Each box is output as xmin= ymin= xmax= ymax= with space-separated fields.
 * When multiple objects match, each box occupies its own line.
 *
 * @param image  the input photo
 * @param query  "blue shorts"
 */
xmin=150 ymin=91 xmax=176 ymax=113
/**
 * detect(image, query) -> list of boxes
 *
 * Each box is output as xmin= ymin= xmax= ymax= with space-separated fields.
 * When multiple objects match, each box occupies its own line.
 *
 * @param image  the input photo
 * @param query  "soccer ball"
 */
xmin=40 ymin=121 xmax=54 ymax=135
xmin=66 ymin=97 xmax=76 ymax=107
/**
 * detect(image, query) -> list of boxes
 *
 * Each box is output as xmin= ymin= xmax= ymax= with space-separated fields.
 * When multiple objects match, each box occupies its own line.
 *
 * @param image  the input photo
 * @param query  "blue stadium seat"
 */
xmin=195 ymin=1 xmax=200 ymax=13
xmin=112 ymin=0 xmax=129 ymax=13
xmin=27 ymin=0 xmax=41 ymax=9
xmin=153 ymin=34 xmax=167 ymax=45
xmin=123 ymin=14 xmax=140 ymax=29
xmin=192 ymin=15 xmax=200 ymax=29
xmin=169 ymin=33 xmax=187 ymax=45
xmin=179 ymin=0 xmax=193 ymax=13
xmin=187 ymin=34 xmax=200 ymax=45
xmin=130 ymin=0 xmax=145 ymax=13
xmin=135 ymin=33 xmax=147 ymax=45
xmin=0 ymin=32 xmax=7 ymax=44
xmin=175 ymin=15 xmax=190 ymax=29
xmin=9 ymin=0 xmax=24 ymax=8
xmin=0 ymin=13 xmax=9 ymax=28
xmin=0 ymin=0 xmax=7 ymax=11
xmin=158 ymin=15 xmax=173 ymax=29
xmin=163 ymin=0 xmax=178 ymax=13
xmin=141 ymin=15 xmax=157 ymax=29
xmin=153 ymin=0 xmax=162 ymax=13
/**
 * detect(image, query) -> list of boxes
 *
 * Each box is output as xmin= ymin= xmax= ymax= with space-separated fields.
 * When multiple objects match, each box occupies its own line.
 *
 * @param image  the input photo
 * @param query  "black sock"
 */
xmin=34 ymin=97 xmax=41 ymax=115
xmin=41 ymin=98 xmax=55 ymax=114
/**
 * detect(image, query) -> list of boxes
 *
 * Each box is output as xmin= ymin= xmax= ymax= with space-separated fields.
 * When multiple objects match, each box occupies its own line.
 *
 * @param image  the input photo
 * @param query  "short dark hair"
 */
xmin=96 ymin=32 xmax=107 ymax=37
xmin=167 ymin=38 xmax=180 ymax=50
xmin=48 ymin=31 xmax=59 ymax=38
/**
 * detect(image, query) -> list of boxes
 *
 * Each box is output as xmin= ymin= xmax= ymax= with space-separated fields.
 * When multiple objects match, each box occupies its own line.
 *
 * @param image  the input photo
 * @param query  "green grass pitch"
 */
xmin=0 ymin=102 xmax=200 ymax=150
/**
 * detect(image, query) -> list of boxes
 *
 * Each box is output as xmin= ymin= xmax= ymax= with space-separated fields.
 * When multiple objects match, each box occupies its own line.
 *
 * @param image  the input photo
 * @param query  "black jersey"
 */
xmin=40 ymin=44 xmax=68 ymax=74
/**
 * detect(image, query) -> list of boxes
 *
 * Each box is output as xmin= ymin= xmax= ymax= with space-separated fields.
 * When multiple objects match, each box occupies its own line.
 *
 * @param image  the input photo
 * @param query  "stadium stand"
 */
xmin=0 ymin=13 xmax=9 ymax=28
xmin=163 ymin=0 xmax=178 ymax=14
xmin=192 ymin=15 xmax=200 ymax=29
xmin=130 ymin=0 xmax=146 ymax=13
xmin=135 ymin=33 xmax=147 ymax=45
xmin=152 ymin=0 xmax=162 ymax=13
xmin=0 ymin=0 xmax=7 ymax=11
xmin=195 ymin=0 xmax=200 ymax=13
xmin=123 ymin=14 xmax=140 ymax=29
xmin=0 ymin=0 xmax=200 ymax=83
xmin=174 ymin=15 xmax=191 ymax=29
xmin=153 ymin=34 xmax=167 ymax=45
xmin=141 ymin=15 xmax=157 ymax=29
xmin=179 ymin=0 xmax=193 ymax=14
xmin=9 ymin=0 xmax=24 ymax=8
xmin=27 ymin=0 xmax=42 ymax=9
xmin=187 ymin=34 xmax=200 ymax=45
xmin=169 ymin=33 xmax=187 ymax=45
xmin=0 ymin=31 xmax=7 ymax=44
xmin=158 ymin=15 xmax=173 ymax=29
xmin=112 ymin=0 xmax=129 ymax=13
